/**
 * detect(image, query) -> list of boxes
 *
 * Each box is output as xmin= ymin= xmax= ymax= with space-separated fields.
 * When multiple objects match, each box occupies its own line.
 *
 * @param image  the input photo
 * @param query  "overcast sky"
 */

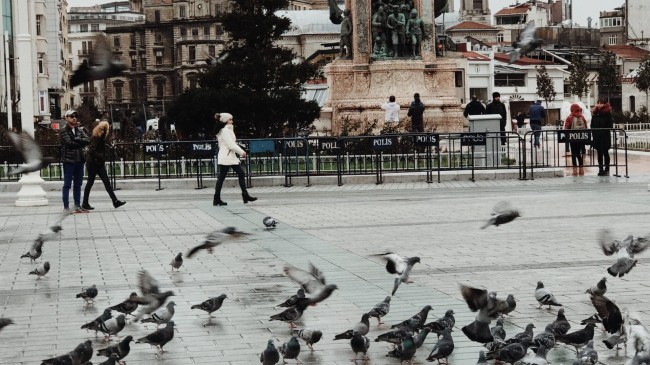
xmin=67 ymin=0 xmax=618 ymax=28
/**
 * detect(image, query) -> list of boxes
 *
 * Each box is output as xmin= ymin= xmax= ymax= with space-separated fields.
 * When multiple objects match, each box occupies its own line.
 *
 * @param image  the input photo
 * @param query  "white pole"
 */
xmin=4 ymin=32 xmax=11 ymax=130
xmin=15 ymin=0 xmax=48 ymax=207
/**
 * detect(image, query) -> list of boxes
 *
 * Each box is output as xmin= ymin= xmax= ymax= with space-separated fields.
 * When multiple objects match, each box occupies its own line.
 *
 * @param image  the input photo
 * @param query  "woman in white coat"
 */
xmin=213 ymin=112 xmax=257 ymax=205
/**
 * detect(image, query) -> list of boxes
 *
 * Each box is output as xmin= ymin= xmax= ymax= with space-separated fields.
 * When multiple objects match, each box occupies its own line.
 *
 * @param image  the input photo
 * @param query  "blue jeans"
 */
xmin=62 ymin=162 xmax=85 ymax=208
xmin=530 ymin=122 xmax=542 ymax=146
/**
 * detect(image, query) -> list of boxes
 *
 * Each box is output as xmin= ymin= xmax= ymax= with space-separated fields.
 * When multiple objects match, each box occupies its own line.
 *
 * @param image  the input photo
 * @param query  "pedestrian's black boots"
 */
xmin=242 ymin=192 xmax=257 ymax=204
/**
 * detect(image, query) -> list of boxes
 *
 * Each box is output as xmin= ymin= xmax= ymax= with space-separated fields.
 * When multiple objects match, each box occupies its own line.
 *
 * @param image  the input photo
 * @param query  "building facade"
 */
xmin=599 ymin=8 xmax=625 ymax=47
xmin=494 ymin=2 xmax=550 ymax=43
xmin=458 ymin=0 xmax=490 ymax=25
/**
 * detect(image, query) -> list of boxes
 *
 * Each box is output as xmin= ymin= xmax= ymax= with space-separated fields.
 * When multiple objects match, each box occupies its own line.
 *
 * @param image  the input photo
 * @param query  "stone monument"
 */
xmin=324 ymin=0 xmax=464 ymax=134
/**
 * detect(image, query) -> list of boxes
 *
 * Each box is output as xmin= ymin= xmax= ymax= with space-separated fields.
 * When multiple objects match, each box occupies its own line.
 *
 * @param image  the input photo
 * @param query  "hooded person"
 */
xmin=564 ymin=104 xmax=588 ymax=176
xmin=591 ymin=99 xmax=613 ymax=176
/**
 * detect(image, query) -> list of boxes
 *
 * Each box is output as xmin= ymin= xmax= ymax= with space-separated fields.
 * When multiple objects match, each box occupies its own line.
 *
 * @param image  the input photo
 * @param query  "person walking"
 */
xmin=407 ymin=93 xmax=425 ymax=132
xmin=213 ymin=113 xmax=257 ymax=206
xmin=61 ymin=110 xmax=90 ymax=213
xmin=381 ymin=95 xmax=400 ymax=125
xmin=528 ymin=100 xmax=546 ymax=148
xmin=486 ymin=92 xmax=507 ymax=145
xmin=591 ymin=98 xmax=613 ymax=176
xmin=81 ymin=121 xmax=126 ymax=210
xmin=564 ymin=103 xmax=588 ymax=176
xmin=463 ymin=95 xmax=485 ymax=118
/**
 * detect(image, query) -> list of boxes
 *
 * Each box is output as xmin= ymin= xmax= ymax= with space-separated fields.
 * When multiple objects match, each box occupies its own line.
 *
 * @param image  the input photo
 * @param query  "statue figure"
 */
xmin=371 ymin=6 xmax=387 ymax=56
xmin=386 ymin=6 xmax=406 ymax=57
xmin=406 ymin=8 xmax=425 ymax=57
xmin=339 ymin=9 xmax=353 ymax=59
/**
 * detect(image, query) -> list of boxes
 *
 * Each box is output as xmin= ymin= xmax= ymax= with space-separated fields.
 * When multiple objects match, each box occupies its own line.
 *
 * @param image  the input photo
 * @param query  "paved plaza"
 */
xmin=1 ymin=173 xmax=650 ymax=364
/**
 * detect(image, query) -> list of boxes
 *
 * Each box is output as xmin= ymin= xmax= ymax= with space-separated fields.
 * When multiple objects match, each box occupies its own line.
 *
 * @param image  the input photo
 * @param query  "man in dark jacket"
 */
xmin=463 ymin=95 xmax=485 ymax=118
xmin=61 ymin=110 xmax=90 ymax=213
xmin=486 ymin=92 xmax=508 ymax=145
xmin=407 ymin=93 xmax=425 ymax=132
xmin=528 ymin=100 xmax=546 ymax=148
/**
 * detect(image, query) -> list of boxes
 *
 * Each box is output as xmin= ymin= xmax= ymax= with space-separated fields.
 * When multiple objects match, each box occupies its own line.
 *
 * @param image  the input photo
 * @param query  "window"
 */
xmin=192 ymin=28 xmax=199 ymax=36
xmin=204 ymin=26 xmax=210 ymax=36
xmin=154 ymin=10 xmax=160 ymax=22
xmin=473 ymin=0 xmax=482 ymax=9
xmin=609 ymin=34 xmax=619 ymax=45
xmin=189 ymin=46 xmax=196 ymax=64
xmin=67 ymin=42 xmax=72 ymax=53
xmin=600 ymin=17 xmax=623 ymax=28
xmin=155 ymin=32 xmax=162 ymax=44
xmin=188 ymin=75 xmax=198 ymax=89
xmin=469 ymin=88 xmax=488 ymax=101
xmin=80 ymin=24 xmax=88 ymax=32
xmin=216 ymin=25 xmax=224 ymax=36
xmin=494 ymin=73 xmax=525 ymax=87
xmin=114 ymin=36 xmax=121 ymax=47
xmin=630 ymin=96 xmax=636 ymax=112
xmin=113 ymin=80 xmax=124 ymax=102
xmin=208 ymin=45 xmax=216 ymax=57
xmin=82 ymin=41 xmax=88 ymax=54
xmin=179 ymin=5 xmax=186 ymax=18
xmin=130 ymin=81 xmax=138 ymax=101
xmin=131 ymin=54 xmax=137 ymax=69
xmin=563 ymin=82 xmax=571 ymax=98
xmin=91 ymin=24 xmax=99 ymax=32
xmin=36 ymin=15 xmax=42 ymax=36
xmin=38 ymin=59 xmax=44 ymax=74
xmin=180 ymin=28 xmax=187 ymax=37
xmin=497 ymin=33 xmax=504 ymax=42
xmin=155 ymin=50 xmax=163 ymax=66
xmin=130 ymin=34 xmax=136 ymax=48
xmin=215 ymin=3 xmax=222 ymax=15
xmin=455 ymin=71 xmax=463 ymax=87
xmin=155 ymin=78 xmax=165 ymax=99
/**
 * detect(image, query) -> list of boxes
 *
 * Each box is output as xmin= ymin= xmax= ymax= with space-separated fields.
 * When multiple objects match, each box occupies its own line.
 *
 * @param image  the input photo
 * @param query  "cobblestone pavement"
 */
xmin=0 ymin=174 xmax=649 ymax=364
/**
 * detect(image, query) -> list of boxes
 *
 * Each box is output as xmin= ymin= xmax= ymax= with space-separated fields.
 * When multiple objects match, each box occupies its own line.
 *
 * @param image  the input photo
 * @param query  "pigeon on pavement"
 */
xmin=535 ymin=281 xmax=563 ymax=309
xmin=279 ymin=336 xmax=301 ymax=364
xmin=108 ymin=292 xmax=140 ymax=316
xmin=141 ymin=301 xmax=176 ymax=327
xmin=23 ymin=214 xmax=68 ymax=262
xmin=585 ymin=277 xmax=607 ymax=296
xmin=350 ymin=332 xmax=370 ymax=362
xmin=29 ymin=261 xmax=50 ymax=279
xmin=426 ymin=327 xmax=454 ymax=363
xmin=42 ymin=340 xmax=92 ymax=365
xmin=522 ymin=344 xmax=549 ymax=365
xmin=375 ymin=327 xmax=413 ymax=346
xmin=486 ymin=337 xmax=532 ymax=363
xmin=505 ymin=323 xmax=535 ymax=345
xmin=84 ymin=314 xmax=126 ymax=341
xmin=191 ymin=294 xmax=227 ymax=321
xmin=186 ymin=227 xmax=248 ymax=258
xmin=391 ymin=305 xmax=433 ymax=332
xmin=372 ymin=252 xmax=420 ymax=296
xmin=133 ymin=270 xmax=175 ymax=321
xmin=481 ymin=201 xmax=520 ymax=228
xmin=291 ymin=329 xmax=322 ymax=351
xmin=460 ymin=285 xmax=509 ymax=343
xmin=170 ymin=253 xmax=182 ymax=271
xmin=80 ymin=308 xmax=113 ymax=335
xmin=6 ymin=130 xmax=56 ymax=175
xmin=76 ymin=285 xmax=98 ymax=305
xmin=424 ymin=309 xmax=455 ymax=338
xmin=578 ymin=340 xmax=598 ymax=364
xmin=554 ymin=323 xmax=596 ymax=355
xmin=334 ymin=313 xmax=370 ymax=340
xmin=96 ymin=353 xmax=120 ymax=365
xmin=136 ymin=321 xmax=175 ymax=353
xmin=600 ymin=229 xmax=650 ymax=277
xmin=0 ymin=318 xmax=14 ymax=332
xmin=70 ymin=35 xmax=126 ymax=87
xmin=550 ymin=308 xmax=571 ymax=335
xmin=414 ymin=328 xmax=432 ymax=348
xmin=628 ymin=314 xmax=650 ymax=354
xmin=490 ymin=318 xmax=506 ymax=341
xmin=263 ymin=216 xmax=279 ymax=229
xmin=269 ymin=298 xmax=311 ymax=329
xmin=260 ymin=339 xmax=280 ymax=365
xmin=499 ymin=294 xmax=517 ymax=317
xmin=509 ymin=21 xmax=544 ymax=64
xmin=590 ymin=295 xmax=622 ymax=334
xmin=367 ymin=296 xmax=391 ymax=326
xmin=277 ymin=289 xmax=305 ymax=308
xmin=531 ymin=324 xmax=556 ymax=353
xmin=96 ymin=335 xmax=133 ymax=364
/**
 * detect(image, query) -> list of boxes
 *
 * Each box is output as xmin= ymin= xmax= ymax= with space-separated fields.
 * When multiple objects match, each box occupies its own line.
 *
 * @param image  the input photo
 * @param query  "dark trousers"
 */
xmin=596 ymin=149 xmax=610 ymax=172
xmin=569 ymin=142 xmax=585 ymax=167
xmin=500 ymin=121 xmax=506 ymax=145
xmin=530 ymin=122 xmax=542 ymax=146
xmin=214 ymin=164 xmax=247 ymax=200
xmin=411 ymin=123 xmax=423 ymax=133
xmin=83 ymin=162 xmax=117 ymax=204
xmin=62 ymin=162 xmax=84 ymax=209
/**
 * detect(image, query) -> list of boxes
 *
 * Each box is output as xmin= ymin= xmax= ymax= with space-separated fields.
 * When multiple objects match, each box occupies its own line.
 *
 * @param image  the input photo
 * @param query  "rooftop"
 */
xmin=606 ymin=45 xmax=650 ymax=61
xmin=495 ymin=4 xmax=530 ymax=16
xmin=446 ymin=21 xmax=499 ymax=31
xmin=495 ymin=52 xmax=547 ymax=65
xmin=462 ymin=51 xmax=491 ymax=61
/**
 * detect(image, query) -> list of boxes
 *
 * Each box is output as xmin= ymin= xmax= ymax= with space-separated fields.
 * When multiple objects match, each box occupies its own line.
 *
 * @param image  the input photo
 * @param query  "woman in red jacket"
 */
xmin=564 ymin=104 xmax=588 ymax=176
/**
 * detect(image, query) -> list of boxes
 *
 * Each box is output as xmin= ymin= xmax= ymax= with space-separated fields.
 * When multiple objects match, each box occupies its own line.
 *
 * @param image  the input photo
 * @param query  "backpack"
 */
xmin=570 ymin=115 xmax=586 ymax=130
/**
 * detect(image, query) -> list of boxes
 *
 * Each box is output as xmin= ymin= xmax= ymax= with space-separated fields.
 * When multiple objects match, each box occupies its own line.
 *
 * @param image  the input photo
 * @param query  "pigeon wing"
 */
xmin=284 ymin=264 xmax=325 ymax=294
xmin=591 ymin=295 xmax=622 ymax=333
xmin=599 ymin=229 xmax=620 ymax=256
xmin=137 ymin=270 xmax=160 ymax=296
xmin=460 ymin=285 xmax=489 ymax=312
xmin=518 ymin=21 xmax=536 ymax=46
xmin=629 ymin=235 xmax=650 ymax=255
xmin=8 ymin=131 xmax=43 ymax=164
xmin=382 ymin=253 xmax=407 ymax=275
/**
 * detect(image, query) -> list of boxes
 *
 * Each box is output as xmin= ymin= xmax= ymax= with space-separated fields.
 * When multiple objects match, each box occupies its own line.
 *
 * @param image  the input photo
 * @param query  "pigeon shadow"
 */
xmin=201 ymin=318 xmax=222 ymax=328
xmin=35 ymin=280 xmax=52 ymax=299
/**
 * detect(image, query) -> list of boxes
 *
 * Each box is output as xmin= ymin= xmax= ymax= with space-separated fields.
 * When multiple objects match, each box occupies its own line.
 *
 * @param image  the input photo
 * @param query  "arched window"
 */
xmin=187 ymin=73 xmax=198 ymax=89
xmin=630 ymin=96 xmax=636 ymax=113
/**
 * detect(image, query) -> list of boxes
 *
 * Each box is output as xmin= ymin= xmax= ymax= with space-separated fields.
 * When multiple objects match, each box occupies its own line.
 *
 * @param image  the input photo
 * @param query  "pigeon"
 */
xmin=554 ymin=323 xmax=596 ymax=355
xmin=6 ymin=130 xmax=56 ymax=175
xmin=291 ymin=329 xmax=322 ymax=351
xmin=391 ymin=305 xmax=433 ymax=332
xmin=476 ymin=350 xmax=488 ymax=365
xmin=375 ymin=327 xmax=413 ymax=345
xmin=506 ymin=323 xmax=535 ymax=345
xmin=108 ymin=292 xmax=140 ymax=316
xmin=96 ymin=335 xmax=133 ymax=364
xmin=0 ymin=318 xmax=14 ymax=332
xmin=334 ymin=313 xmax=370 ymax=340
xmin=205 ymin=51 xmax=229 ymax=66
xmin=628 ymin=314 xmax=650 ymax=354
xmin=522 ymin=344 xmax=549 ymax=365
xmin=269 ymin=299 xmax=311 ymax=329
xmin=367 ymin=296 xmax=391 ymax=325
xmin=191 ymin=294 xmax=227 ymax=320
xmin=486 ymin=337 xmax=532 ymax=363
xmin=372 ymin=252 xmax=420 ymax=296
xmin=531 ymin=324 xmax=556 ymax=352
xmin=136 ymin=321 xmax=175 ymax=353
xmin=424 ymin=309 xmax=456 ymax=338
xmin=22 ymin=214 xmax=67 ymax=262
xmin=499 ymin=294 xmax=517 ymax=317
xmin=509 ymin=21 xmax=544 ymax=64
xmin=602 ymin=323 xmax=627 ymax=350
xmin=414 ymin=328 xmax=432 ymax=348
xmin=600 ymin=229 xmax=650 ymax=277
xmin=84 ymin=314 xmax=126 ymax=341
xmin=426 ymin=327 xmax=454 ymax=364
xmin=481 ymin=201 xmax=520 ymax=228
xmin=81 ymin=308 xmax=113 ymax=335
xmin=460 ymin=285 xmax=509 ymax=343
xmin=394 ymin=334 xmax=417 ymax=365
xmin=277 ymin=289 xmax=305 ymax=308
xmin=279 ymin=336 xmax=301 ymax=364
xmin=76 ymin=285 xmax=98 ymax=304
xmin=585 ymin=277 xmax=607 ymax=296
xmin=490 ymin=318 xmax=507 ymax=341
xmin=97 ymin=353 xmax=120 ymax=365
xmin=550 ymin=308 xmax=571 ymax=335
xmin=578 ymin=340 xmax=598 ymax=364
xmin=627 ymin=352 xmax=650 ymax=365
xmin=141 ymin=301 xmax=176 ymax=327
xmin=260 ymin=339 xmax=280 ymax=365
xmin=29 ymin=261 xmax=50 ymax=279
xmin=42 ymin=340 xmax=92 ymax=365
xmin=133 ymin=270 xmax=175 ymax=321
xmin=263 ymin=216 xmax=279 ymax=229
xmin=350 ymin=332 xmax=370 ymax=362
xmin=186 ymin=227 xmax=248 ymax=258
xmin=70 ymin=35 xmax=126 ymax=87
xmin=590 ymin=295 xmax=623 ymax=334
xmin=535 ymin=281 xmax=562 ymax=309
xmin=580 ymin=314 xmax=602 ymax=325
xmin=20 ymin=239 xmax=44 ymax=262
xmin=283 ymin=263 xmax=338 ymax=305
xmin=170 ymin=253 xmax=182 ymax=271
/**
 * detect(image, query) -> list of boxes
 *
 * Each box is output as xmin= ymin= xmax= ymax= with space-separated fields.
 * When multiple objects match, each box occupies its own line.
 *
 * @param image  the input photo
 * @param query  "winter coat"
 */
xmin=486 ymin=100 xmax=507 ymax=126
xmin=463 ymin=100 xmax=485 ymax=117
xmin=407 ymin=100 xmax=425 ymax=126
xmin=381 ymin=101 xmax=400 ymax=122
xmin=60 ymin=125 xmax=90 ymax=163
xmin=86 ymin=135 xmax=108 ymax=165
xmin=217 ymin=125 xmax=245 ymax=166
xmin=591 ymin=104 xmax=613 ymax=151
xmin=528 ymin=102 xmax=546 ymax=123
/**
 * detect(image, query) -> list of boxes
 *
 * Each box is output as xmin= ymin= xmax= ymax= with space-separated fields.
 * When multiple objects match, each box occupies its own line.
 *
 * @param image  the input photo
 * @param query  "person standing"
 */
xmin=564 ymin=103 xmax=588 ymax=176
xmin=515 ymin=112 xmax=526 ymax=129
xmin=463 ymin=95 xmax=485 ymax=118
xmin=407 ymin=93 xmax=425 ymax=132
xmin=60 ymin=110 xmax=90 ymax=213
xmin=591 ymin=98 xmax=613 ymax=176
xmin=381 ymin=95 xmax=400 ymax=125
xmin=81 ymin=121 xmax=126 ymax=210
xmin=528 ymin=100 xmax=546 ymax=148
xmin=486 ymin=92 xmax=507 ymax=145
xmin=213 ymin=113 xmax=257 ymax=206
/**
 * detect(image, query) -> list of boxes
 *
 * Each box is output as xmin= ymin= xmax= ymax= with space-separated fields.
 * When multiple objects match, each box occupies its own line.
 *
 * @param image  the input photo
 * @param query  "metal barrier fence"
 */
xmin=0 ymin=129 xmax=628 ymax=186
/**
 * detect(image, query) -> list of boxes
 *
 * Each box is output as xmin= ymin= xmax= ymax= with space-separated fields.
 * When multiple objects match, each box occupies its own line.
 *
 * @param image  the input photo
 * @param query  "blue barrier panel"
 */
xmin=249 ymin=139 xmax=275 ymax=154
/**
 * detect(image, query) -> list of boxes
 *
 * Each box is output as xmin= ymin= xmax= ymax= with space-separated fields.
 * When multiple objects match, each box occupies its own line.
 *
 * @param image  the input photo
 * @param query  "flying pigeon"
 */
xmin=186 ymin=227 xmax=248 ymax=258
xmin=191 ymin=294 xmax=227 ymax=320
xmin=391 ymin=305 xmax=433 ymax=332
xmin=535 ymin=281 xmax=563 ymax=309
xmin=96 ymin=335 xmax=133 ymax=364
xmin=20 ymin=239 xmax=44 ymax=262
xmin=263 ymin=216 xmax=279 ymax=229
xmin=334 ymin=313 xmax=370 ymax=340
xmin=6 ymin=130 xmax=56 ymax=175
xmin=278 ymin=336 xmax=301 ymax=364
xmin=205 ymin=51 xmax=229 ymax=66
xmin=509 ymin=21 xmax=544 ymax=64
xmin=260 ymin=339 xmax=280 ymax=365
xmin=108 ymin=292 xmax=140 ymax=316
xmin=170 ymin=253 xmax=182 ymax=271
xmin=70 ymin=35 xmax=126 ymax=87
xmin=486 ymin=337 xmax=532 ymax=363
xmin=550 ymin=308 xmax=571 ymax=335
xmin=350 ymin=332 xmax=370 ymax=362
xmin=460 ymin=285 xmax=510 ymax=343
xmin=599 ymin=229 xmax=650 ymax=277
xmin=0 ymin=318 xmax=14 ymax=332
xmin=590 ymin=295 xmax=623 ymax=334
xmin=133 ymin=270 xmax=175 ymax=321
xmin=84 ymin=314 xmax=126 ymax=341
xmin=29 ymin=261 xmax=50 ymax=279
xmin=367 ymin=296 xmax=391 ymax=326
xmin=277 ymin=289 xmax=305 ymax=308
xmin=283 ymin=263 xmax=338 ymax=305
xmin=372 ymin=252 xmax=420 ymax=296
xmin=291 ymin=329 xmax=322 ymax=351
xmin=602 ymin=322 xmax=627 ymax=350
xmin=76 ymin=284 xmax=98 ymax=304
xmin=481 ymin=201 xmax=520 ymax=229
xmin=426 ymin=327 xmax=455 ymax=364
xmin=136 ymin=321 xmax=175 ymax=353
xmin=42 ymin=340 xmax=92 ymax=365
xmin=585 ymin=277 xmax=607 ymax=296
xmin=81 ymin=308 xmax=113 ymax=335
xmin=22 ymin=214 xmax=68 ymax=262
xmin=554 ymin=323 xmax=596 ymax=355
xmin=578 ymin=340 xmax=598 ymax=364
xmin=424 ymin=309 xmax=455 ymax=338
xmin=141 ymin=301 xmax=176 ymax=327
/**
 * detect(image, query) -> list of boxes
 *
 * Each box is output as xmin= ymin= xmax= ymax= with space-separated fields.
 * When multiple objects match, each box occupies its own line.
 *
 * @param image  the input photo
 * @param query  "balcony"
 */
xmin=78 ymin=49 xmax=92 ymax=56
xmin=176 ymin=34 xmax=224 ymax=43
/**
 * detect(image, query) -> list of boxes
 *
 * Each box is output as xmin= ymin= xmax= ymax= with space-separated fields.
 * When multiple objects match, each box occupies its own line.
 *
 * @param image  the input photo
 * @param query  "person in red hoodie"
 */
xmin=564 ymin=103 xmax=588 ymax=176
xmin=591 ymin=99 xmax=613 ymax=176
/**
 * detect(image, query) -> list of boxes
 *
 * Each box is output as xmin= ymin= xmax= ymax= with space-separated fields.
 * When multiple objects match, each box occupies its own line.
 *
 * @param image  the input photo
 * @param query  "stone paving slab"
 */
xmin=0 ymin=175 xmax=649 ymax=364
